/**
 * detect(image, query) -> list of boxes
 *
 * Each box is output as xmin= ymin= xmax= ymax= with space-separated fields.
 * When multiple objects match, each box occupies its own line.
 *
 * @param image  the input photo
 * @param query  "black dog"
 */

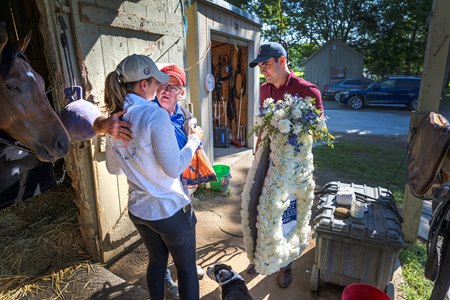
xmin=206 ymin=263 xmax=253 ymax=300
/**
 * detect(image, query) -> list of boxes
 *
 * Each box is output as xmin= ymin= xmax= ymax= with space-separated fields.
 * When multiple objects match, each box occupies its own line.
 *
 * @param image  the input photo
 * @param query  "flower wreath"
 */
xmin=241 ymin=94 xmax=333 ymax=275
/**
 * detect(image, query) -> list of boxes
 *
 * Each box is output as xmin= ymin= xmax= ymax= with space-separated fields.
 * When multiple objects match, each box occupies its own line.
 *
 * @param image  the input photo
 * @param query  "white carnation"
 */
xmin=274 ymin=109 xmax=287 ymax=120
xmin=277 ymin=119 xmax=291 ymax=133
xmin=292 ymin=108 xmax=303 ymax=119
xmin=254 ymin=116 xmax=264 ymax=127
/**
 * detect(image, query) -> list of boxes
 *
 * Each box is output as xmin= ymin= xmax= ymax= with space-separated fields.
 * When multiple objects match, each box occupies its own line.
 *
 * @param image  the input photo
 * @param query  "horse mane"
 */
xmin=0 ymin=43 xmax=28 ymax=79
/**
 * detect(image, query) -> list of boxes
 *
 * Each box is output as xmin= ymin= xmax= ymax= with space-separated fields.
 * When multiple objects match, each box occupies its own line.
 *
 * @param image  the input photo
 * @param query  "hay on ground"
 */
xmin=0 ymin=179 xmax=91 ymax=299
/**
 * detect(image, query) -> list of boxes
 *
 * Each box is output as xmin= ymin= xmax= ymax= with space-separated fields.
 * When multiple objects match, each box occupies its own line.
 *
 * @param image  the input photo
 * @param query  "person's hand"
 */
xmin=189 ymin=125 xmax=204 ymax=141
xmin=93 ymin=111 xmax=133 ymax=141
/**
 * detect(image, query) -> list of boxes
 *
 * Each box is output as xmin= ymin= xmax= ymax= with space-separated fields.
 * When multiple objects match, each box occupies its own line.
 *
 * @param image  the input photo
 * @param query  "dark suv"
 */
xmin=337 ymin=76 xmax=421 ymax=110
xmin=322 ymin=78 xmax=374 ymax=101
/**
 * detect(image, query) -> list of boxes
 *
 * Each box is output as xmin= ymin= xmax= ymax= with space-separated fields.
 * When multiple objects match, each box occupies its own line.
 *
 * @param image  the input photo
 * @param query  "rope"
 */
xmin=184 ymin=41 xmax=212 ymax=71
xmin=204 ymin=209 xmax=243 ymax=238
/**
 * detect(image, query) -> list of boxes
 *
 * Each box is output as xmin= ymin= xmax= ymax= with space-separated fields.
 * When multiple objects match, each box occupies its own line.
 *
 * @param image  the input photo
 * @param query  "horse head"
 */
xmin=0 ymin=22 xmax=70 ymax=162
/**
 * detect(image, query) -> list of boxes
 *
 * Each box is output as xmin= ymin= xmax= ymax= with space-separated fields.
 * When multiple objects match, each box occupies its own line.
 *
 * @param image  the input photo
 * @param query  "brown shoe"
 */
xmin=246 ymin=263 xmax=258 ymax=274
xmin=277 ymin=267 xmax=292 ymax=288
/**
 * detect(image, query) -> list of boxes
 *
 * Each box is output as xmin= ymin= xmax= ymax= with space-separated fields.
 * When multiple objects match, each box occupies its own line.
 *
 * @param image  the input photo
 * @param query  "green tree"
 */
xmin=227 ymin=0 xmax=431 ymax=77
xmin=357 ymin=0 xmax=431 ymax=76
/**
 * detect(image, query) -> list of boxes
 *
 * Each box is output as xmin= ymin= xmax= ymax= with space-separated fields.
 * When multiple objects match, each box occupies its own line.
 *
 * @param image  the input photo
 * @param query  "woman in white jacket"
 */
xmin=104 ymin=54 xmax=203 ymax=300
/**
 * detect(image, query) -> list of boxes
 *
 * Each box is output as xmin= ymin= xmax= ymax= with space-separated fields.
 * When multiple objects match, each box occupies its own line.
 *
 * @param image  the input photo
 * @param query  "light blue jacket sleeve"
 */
xmin=149 ymin=111 xmax=200 ymax=178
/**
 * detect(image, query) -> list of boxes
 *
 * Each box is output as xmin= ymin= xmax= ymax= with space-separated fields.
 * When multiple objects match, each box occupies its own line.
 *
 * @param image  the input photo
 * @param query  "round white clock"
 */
xmin=204 ymin=73 xmax=215 ymax=92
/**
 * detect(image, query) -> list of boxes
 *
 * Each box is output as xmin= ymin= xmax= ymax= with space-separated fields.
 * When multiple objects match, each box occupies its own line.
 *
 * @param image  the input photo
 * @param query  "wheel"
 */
xmin=333 ymin=92 xmax=341 ymax=101
xmin=310 ymin=264 xmax=320 ymax=291
xmin=347 ymin=96 xmax=363 ymax=110
xmin=409 ymin=97 xmax=418 ymax=111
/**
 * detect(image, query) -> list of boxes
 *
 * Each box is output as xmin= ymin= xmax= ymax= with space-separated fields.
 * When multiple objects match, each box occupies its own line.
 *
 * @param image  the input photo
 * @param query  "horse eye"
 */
xmin=5 ymin=84 xmax=20 ymax=92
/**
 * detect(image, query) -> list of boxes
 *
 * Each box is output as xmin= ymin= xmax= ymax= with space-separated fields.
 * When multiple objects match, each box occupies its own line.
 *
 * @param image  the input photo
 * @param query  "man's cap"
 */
xmin=116 ymin=54 xmax=169 ymax=84
xmin=160 ymin=64 xmax=186 ymax=87
xmin=249 ymin=42 xmax=287 ymax=68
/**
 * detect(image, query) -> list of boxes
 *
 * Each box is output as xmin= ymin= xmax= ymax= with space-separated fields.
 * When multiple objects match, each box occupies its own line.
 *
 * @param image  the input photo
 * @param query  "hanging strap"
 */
xmin=57 ymin=15 xmax=81 ymax=102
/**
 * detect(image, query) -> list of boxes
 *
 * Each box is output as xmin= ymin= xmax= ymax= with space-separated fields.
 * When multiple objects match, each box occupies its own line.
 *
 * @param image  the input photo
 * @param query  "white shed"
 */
xmin=302 ymin=38 xmax=365 ymax=91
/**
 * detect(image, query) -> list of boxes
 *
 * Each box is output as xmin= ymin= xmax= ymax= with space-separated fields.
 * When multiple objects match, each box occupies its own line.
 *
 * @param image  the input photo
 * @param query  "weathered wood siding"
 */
xmin=186 ymin=0 xmax=261 ymax=160
xmin=304 ymin=39 xmax=364 ymax=91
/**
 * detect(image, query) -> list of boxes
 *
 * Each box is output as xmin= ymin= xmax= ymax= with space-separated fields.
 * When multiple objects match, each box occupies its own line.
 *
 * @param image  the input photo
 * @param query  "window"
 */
xmin=397 ymin=79 xmax=421 ymax=89
xmin=345 ymin=80 xmax=361 ymax=85
xmin=379 ymin=79 xmax=396 ymax=89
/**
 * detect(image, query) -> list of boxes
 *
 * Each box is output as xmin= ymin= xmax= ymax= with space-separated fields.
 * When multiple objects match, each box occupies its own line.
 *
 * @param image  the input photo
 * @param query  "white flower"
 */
xmin=292 ymin=108 xmax=303 ymax=119
xmin=254 ymin=116 xmax=264 ymax=127
xmin=241 ymin=130 xmax=315 ymax=275
xmin=241 ymin=94 xmax=333 ymax=275
xmin=263 ymin=98 xmax=275 ymax=107
xmin=277 ymin=119 xmax=291 ymax=133
xmin=297 ymin=101 xmax=306 ymax=110
xmin=293 ymin=124 xmax=303 ymax=134
xmin=317 ymin=119 xmax=327 ymax=131
xmin=274 ymin=109 xmax=287 ymax=120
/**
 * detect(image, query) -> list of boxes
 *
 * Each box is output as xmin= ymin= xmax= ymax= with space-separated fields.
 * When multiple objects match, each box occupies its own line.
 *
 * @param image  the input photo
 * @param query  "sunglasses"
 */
xmin=159 ymin=84 xmax=183 ymax=93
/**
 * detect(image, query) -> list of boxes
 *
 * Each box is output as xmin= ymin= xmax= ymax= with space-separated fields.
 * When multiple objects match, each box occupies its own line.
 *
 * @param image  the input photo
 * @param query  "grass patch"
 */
xmin=313 ymin=135 xmax=408 ymax=207
xmin=399 ymin=242 xmax=433 ymax=299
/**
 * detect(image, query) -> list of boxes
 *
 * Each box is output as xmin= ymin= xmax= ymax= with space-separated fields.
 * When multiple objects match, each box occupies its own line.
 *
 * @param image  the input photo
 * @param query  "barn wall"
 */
xmin=38 ymin=0 xmax=186 ymax=262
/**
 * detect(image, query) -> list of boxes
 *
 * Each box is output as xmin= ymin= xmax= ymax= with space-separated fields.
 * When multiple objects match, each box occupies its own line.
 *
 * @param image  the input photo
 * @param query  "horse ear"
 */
xmin=0 ymin=21 xmax=7 ymax=57
xmin=17 ymin=30 xmax=31 ymax=53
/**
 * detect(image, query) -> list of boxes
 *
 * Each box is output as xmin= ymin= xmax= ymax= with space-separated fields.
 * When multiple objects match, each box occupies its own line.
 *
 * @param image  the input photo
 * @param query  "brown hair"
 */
xmin=104 ymin=71 xmax=126 ymax=115
xmin=104 ymin=72 xmax=158 ymax=115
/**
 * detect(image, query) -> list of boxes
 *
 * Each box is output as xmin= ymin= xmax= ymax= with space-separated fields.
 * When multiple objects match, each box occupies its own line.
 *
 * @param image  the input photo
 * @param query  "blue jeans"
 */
xmin=129 ymin=206 xmax=198 ymax=300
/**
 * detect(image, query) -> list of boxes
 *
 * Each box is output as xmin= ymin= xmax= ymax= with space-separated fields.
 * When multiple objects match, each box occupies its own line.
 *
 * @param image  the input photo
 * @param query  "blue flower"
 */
xmin=287 ymin=133 xmax=303 ymax=152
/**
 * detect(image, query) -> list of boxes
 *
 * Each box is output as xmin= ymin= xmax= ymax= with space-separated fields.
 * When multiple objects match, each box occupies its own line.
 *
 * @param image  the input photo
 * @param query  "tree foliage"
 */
xmin=227 ymin=0 xmax=432 ymax=77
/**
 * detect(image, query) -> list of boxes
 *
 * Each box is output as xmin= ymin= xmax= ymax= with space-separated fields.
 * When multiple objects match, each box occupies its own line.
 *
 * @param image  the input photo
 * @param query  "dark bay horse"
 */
xmin=0 ymin=22 xmax=70 ymax=162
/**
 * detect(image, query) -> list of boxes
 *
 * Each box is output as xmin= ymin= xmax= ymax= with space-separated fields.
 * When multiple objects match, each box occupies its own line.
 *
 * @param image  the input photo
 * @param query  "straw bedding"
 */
xmin=0 ymin=179 xmax=91 ymax=299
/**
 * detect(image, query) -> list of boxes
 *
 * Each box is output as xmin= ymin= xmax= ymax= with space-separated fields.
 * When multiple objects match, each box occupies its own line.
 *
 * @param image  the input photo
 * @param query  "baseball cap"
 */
xmin=160 ymin=64 xmax=186 ymax=87
xmin=116 ymin=54 xmax=169 ymax=84
xmin=249 ymin=42 xmax=287 ymax=68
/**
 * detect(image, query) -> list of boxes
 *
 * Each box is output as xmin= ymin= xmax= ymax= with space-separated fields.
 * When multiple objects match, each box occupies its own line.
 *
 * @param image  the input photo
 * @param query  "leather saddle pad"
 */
xmin=408 ymin=112 xmax=450 ymax=198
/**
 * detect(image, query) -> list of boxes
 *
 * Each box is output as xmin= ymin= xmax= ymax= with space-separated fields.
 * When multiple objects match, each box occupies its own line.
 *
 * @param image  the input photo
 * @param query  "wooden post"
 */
xmin=403 ymin=0 xmax=450 ymax=243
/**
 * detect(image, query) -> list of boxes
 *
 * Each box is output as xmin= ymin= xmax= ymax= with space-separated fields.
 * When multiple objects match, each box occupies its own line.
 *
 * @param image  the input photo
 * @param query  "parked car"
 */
xmin=337 ymin=76 xmax=421 ymax=110
xmin=322 ymin=78 xmax=374 ymax=101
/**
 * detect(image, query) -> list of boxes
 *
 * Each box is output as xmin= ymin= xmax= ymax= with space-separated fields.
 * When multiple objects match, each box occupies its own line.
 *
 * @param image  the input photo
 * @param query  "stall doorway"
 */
xmin=211 ymin=41 xmax=249 ymax=158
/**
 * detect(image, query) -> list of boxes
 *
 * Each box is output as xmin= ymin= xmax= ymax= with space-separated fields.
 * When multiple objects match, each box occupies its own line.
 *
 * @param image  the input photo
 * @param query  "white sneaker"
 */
xmin=196 ymin=265 xmax=205 ymax=280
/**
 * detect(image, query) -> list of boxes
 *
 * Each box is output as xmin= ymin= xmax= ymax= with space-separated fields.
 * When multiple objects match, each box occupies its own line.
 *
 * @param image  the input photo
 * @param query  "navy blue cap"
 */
xmin=249 ymin=42 xmax=287 ymax=68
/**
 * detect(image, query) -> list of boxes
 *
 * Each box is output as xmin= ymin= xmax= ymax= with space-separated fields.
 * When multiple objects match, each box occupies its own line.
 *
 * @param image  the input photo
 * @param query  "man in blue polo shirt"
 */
xmin=155 ymin=64 xmax=204 ymax=300
xmin=155 ymin=64 xmax=192 ymax=150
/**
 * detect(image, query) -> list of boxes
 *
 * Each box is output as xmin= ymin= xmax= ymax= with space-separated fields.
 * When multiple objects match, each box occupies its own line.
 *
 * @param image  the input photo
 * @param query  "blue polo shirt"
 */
xmin=154 ymin=99 xmax=187 ymax=150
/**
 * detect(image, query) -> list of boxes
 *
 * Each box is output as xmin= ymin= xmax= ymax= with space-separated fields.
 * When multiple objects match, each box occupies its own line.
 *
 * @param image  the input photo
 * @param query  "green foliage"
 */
xmin=313 ymin=137 xmax=407 ymax=206
xmin=226 ymin=0 xmax=432 ymax=78
xmin=355 ymin=0 xmax=432 ymax=76
xmin=399 ymin=242 xmax=433 ymax=299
